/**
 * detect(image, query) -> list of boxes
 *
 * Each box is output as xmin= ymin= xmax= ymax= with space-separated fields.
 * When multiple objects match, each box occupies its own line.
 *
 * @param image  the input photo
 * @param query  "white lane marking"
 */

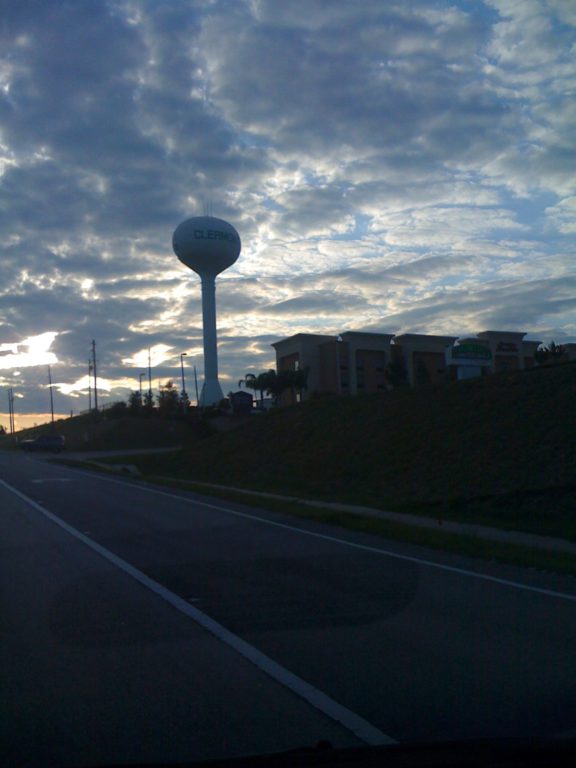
xmin=62 ymin=468 xmax=576 ymax=604
xmin=0 ymin=477 xmax=394 ymax=747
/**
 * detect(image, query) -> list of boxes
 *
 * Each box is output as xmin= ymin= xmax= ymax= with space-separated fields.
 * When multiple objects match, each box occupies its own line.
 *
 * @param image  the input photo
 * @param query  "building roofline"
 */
xmin=477 ymin=330 xmax=527 ymax=339
xmin=394 ymin=333 xmax=458 ymax=343
xmin=340 ymin=331 xmax=395 ymax=340
xmin=272 ymin=332 xmax=336 ymax=348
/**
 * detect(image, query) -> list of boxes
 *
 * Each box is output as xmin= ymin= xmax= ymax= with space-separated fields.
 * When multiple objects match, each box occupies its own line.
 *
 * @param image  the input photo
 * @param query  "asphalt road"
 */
xmin=2 ymin=451 xmax=576 ymax=765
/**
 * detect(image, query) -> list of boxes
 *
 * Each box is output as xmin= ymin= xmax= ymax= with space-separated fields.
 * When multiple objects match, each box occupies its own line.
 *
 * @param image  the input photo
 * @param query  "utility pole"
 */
xmin=148 ymin=347 xmax=152 ymax=405
xmin=91 ymin=339 xmax=98 ymax=411
xmin=48 ymin=365 xmax=55 ymax=426
xmin=88 ymin=359 xmax=93 ymax=411
xmin=8 ymin=388 xmax=14 ymax=434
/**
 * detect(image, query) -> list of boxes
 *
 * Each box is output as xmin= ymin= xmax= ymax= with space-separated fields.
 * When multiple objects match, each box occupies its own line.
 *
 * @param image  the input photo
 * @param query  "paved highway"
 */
xmin=2 ymin=451 xmax=576 ymax=765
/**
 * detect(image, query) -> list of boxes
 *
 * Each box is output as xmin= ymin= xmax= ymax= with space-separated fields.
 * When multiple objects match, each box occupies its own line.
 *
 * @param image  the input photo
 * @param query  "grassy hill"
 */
xmin=110 ymin=362 xmax=576 ymax=515
xmin=4 ymin=363 xmax=574 ymax=526
xmin=0 ymin=407 xmax=218 ymax=454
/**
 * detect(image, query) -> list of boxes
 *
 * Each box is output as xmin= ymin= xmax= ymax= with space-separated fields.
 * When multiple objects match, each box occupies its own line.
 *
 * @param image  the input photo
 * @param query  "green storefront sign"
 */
xmin=451 ymin=344 xmax=492 ymax=360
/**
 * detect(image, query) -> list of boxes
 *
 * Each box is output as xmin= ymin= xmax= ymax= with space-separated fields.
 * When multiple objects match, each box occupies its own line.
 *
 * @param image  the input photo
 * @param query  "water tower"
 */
xmin=172 ymin=215 xmax=241 ymax=406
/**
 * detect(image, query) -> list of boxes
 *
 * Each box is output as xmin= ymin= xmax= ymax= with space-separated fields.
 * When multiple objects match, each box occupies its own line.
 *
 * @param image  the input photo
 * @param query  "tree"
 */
xmin=292 ymin=366 xmax=309 ymax=401
xmin=157 ymin=380 xmax=180 ymax=417
xmin=241 ymin=371 xmax=273 ymax=407
xmin=106 ymin=400 xmax=128 ymax=419
xmin=277 ymin=367 xmax=309 ymax=404
xmin=385 ymin=357 xmax=408 ymax=389
xmin=127 ymin=390 xmax=142 ymax=413
xmin=240 ymin=368 xmax=308 ymax=407
xmin=259 ymin=370 xmax=281 ymax=401
xmin=241 ymin=372 xmax=260 ymax=403
xmin=142 ymin=389 xmax=154 ymax=413
xmin=535 ymin=341 xmax=566 ymax=365
xmin=262 ymin=369 xmax=283 ymax=403
xmin=180 ymin=389 xmax=191 ymax=414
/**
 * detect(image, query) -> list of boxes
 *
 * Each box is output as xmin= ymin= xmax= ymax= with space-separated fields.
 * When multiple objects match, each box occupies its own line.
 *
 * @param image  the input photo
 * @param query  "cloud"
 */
xmin=0 ymin=332 xmax=58 ymax=370
xmin=0 ymin=0 xmax=574 ymax=418
xmin=545 ymin=197 xmax=576 ymax=234
xmin=121 ymin=344 xmax=175 ymax=368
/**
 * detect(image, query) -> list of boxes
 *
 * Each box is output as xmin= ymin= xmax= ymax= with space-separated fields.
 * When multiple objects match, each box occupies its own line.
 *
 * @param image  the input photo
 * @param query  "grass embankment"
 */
xmin=100 ymin=363 xmax=576 ymax=544
xmin=0 ymin=411 xmax=205 ymax=452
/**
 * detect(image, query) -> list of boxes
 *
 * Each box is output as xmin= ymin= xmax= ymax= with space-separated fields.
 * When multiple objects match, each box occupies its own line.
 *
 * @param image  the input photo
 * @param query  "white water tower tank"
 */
xmin=172 ymin=216 xmax=241 ymax=406
xmin=173 ymin=216 xmax=241 ymax=276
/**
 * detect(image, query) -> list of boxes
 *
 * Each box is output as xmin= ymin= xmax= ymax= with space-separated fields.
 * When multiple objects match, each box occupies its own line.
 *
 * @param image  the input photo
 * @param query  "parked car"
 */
xmin=20 ymin=434 xmax=66 ymax=453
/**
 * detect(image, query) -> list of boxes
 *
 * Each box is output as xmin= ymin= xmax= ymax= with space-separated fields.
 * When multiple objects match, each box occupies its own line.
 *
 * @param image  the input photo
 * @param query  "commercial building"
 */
xmin=393 ymin=333 xmax=458 ymax=387
xmin=272 ymin=331 xmax=393 ymax=401
xmin=446 ymin=331 xmax=542 ymax=381
xmin=272 ymin=329 xmax=544 ymax=403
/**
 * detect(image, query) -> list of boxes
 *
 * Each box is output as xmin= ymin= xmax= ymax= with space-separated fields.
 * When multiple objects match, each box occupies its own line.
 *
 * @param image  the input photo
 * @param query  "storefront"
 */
xmin=445 ymin=340 xmax=493 ymax=380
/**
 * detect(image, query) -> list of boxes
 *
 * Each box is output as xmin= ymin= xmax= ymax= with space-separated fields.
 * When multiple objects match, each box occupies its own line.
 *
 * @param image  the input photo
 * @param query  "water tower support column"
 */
xmin=200 ymin=273 xmax=224 ymax=406
xmin=172 ymin=215 xmax=241 ymax=408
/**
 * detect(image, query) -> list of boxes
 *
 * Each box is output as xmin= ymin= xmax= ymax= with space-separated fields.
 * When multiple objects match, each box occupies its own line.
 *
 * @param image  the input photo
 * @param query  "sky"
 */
xmin=1 ymin=0 xmax=575 ymax=428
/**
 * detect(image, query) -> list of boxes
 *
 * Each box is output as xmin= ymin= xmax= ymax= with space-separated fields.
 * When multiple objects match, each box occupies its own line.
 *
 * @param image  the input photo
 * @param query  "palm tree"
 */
xmin=259 ymin=370 xmax=281 ymax=403
xmin=240 ymin=368 xmax=307 ymax=407
xmin=273 ymin=367 xmax=309 ymax=404
xmin=241 ymin=372 xmax=265 ymax=407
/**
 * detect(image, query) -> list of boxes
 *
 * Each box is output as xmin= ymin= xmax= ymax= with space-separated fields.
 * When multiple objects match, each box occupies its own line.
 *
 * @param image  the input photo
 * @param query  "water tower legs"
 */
xmin=199 ymin=274 xmax=225 ymax=406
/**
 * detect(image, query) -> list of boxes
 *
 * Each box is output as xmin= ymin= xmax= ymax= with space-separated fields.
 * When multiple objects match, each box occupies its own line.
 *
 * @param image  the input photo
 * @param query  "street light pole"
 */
xmin=148 ymin=348 xmax=152 ymax=405
xmin=193 ymin=365 xmax=199 ymax=407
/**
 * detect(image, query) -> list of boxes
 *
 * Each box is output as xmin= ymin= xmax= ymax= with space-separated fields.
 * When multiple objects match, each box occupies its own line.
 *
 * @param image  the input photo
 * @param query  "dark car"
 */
xmin=20 ymin=434 xmax=66 ymax=453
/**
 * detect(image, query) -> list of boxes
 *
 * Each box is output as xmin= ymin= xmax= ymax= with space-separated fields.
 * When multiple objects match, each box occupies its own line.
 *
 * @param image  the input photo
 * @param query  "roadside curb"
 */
xmin=59 ymin=453 xmax=576 ymax=556
xmin=153 ymin=477 xmax=576 ymax=556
